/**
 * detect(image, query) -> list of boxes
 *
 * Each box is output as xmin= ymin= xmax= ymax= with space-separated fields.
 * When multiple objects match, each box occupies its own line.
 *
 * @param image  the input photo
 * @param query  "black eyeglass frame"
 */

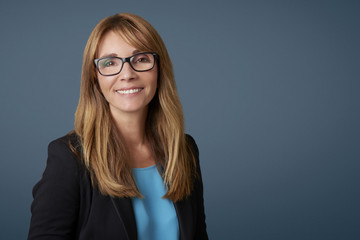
xmin=94 ymin=52 xmax=158 ymax=76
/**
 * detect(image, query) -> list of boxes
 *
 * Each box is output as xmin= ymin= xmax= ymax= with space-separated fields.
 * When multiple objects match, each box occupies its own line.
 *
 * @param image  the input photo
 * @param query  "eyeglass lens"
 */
xmin=97 ymin=53 xmax=155 ymax=76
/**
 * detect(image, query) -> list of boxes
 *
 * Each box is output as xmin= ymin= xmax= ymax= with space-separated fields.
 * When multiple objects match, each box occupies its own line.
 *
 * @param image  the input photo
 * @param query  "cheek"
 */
xmin=96 ymin=77 xmax=116 ymax=104
xmin=154 ymin=74 xmax=158 ymax=89
xmin=97 ymin=75 xmax=114 ymax=93
xmin=152 ymin=67 xmax=159 ymax=89
xmin=150 ymin=73 xmax=158 ymax=94
xmin=97 ymin=79 xmax=107 ymax=97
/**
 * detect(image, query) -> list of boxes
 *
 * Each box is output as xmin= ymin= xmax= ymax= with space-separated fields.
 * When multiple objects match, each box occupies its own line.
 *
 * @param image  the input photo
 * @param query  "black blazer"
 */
xmin=28 ymin=133 xmax=208 ymax=240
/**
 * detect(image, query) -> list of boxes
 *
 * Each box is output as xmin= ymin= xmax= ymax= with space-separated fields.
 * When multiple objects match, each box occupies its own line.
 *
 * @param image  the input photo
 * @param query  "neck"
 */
xmin=110 ymin=107 xmax=155 ymax=168
xmin=111 ymin=108 xmax=148 ymax=147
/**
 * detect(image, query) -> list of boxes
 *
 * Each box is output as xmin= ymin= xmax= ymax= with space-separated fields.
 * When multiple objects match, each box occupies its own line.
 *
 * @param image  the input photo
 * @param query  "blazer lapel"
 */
xmin=174 ymin=198 xmax=194 ymax=240
xmin=111 ymin=197 xmax=138 ymax=240
xmin=110 ymin=194 xmax=194 ymax=240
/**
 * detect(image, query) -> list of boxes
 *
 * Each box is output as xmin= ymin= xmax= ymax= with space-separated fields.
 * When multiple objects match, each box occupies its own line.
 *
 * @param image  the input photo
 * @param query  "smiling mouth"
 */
xmin=116 ymin=88 xmax=143 ymax=95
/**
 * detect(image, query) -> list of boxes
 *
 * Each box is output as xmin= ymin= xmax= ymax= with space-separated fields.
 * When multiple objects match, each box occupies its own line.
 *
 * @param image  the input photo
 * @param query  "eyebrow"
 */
xmin=99 ymin=53 xmax=118 ymax=58
xmin=99 ymin=50 xmax=142 ymax=59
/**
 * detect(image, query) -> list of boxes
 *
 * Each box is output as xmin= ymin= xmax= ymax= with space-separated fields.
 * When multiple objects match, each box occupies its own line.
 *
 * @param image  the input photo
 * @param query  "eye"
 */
xmin=100 ymin=58 xmax=118 ymax=68
xmin=133 ymin=54 xmax=151 ymax=64
xmin=137 ymin=57 xmax=150 ymax=63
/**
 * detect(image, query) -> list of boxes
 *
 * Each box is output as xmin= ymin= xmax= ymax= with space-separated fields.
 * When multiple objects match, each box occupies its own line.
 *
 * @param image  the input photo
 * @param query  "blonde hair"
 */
xmin=73 ymin=13 xmax=196 ymax=201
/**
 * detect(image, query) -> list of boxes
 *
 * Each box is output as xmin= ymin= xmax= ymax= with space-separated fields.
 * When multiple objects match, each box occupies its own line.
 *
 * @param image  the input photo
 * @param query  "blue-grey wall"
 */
xmin=1 ymin=1 xmax=359 ymax=239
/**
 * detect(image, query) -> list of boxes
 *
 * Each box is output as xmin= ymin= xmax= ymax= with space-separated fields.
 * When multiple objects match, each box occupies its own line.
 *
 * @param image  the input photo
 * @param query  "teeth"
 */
xmin=117 ymin=88 xmax=142 ymax=94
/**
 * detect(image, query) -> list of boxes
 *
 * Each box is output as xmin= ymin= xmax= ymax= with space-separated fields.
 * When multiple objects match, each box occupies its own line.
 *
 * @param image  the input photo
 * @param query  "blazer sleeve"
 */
xmin=187 ymin=135 xmax=209 ymax=240
xmin=28 ymin=137 xmax=81 ymax=240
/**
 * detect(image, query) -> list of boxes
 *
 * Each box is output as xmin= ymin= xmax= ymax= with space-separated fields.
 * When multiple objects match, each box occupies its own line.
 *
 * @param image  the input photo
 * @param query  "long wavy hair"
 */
xmin=72 ymin=13 xmax=196 ymax=201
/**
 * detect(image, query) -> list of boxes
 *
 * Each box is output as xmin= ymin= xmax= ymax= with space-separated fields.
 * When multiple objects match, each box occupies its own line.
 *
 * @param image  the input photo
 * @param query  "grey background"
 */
xmin=0 ymin=0 xmax=359 ymax=239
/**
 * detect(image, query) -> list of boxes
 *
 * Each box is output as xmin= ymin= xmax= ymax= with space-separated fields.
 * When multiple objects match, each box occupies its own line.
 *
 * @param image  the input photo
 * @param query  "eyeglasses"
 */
xmin=94 ymin=52 xmax=157 ymax=76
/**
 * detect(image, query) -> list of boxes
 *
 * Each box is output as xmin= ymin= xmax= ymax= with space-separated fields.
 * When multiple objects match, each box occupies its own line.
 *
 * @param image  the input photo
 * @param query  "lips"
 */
xmin=116 ymin=88 xmax=144 ymax=95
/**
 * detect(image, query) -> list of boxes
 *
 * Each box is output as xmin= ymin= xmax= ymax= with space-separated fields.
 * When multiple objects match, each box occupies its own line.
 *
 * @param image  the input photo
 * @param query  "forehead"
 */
xmin=97 ymin=30 xmax=138 ymax=58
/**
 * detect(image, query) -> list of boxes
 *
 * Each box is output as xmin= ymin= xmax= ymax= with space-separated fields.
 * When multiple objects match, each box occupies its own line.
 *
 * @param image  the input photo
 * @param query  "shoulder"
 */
xmin=48 ymin=131 xmax=81 ymax=153
xmin=29 ymin=132 xmax=84 ymax=239
xmin=185 ymin=134 xmax=203 ymax=182
xmin=45 ymin=132 xmax=83 ymax=176
xmin=185 ymin=134 xmax=199 ymax=157
xmin=32 ymin=132 xmax=85 ymax=197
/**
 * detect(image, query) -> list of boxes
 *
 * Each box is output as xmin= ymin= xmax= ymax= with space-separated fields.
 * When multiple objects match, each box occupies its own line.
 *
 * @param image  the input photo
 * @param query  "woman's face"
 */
xmin=96 ymin=30 xmax=158 ymax=119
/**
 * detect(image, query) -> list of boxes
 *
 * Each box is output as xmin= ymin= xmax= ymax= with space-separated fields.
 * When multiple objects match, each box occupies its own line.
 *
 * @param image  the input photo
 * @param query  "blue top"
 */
xmin=132 ymin=165 xmax=179 ymax=240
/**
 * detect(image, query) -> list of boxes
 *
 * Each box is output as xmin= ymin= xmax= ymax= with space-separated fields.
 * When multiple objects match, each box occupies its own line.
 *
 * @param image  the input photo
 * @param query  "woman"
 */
xmin=28 ymin=13 xmax=208 ymax=240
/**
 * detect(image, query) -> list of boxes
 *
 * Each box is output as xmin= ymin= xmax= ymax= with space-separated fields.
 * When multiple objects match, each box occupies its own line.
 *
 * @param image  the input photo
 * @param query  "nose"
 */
xmin=118 ymin=61 xmax=136 ymax=81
